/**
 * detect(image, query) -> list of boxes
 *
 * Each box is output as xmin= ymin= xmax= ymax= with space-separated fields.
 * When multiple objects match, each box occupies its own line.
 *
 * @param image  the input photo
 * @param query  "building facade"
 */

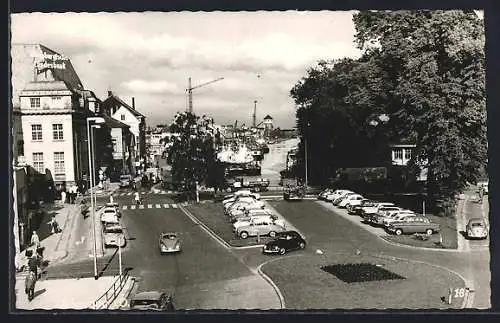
xmin=101 ymin=93 xmax=146 ymax=173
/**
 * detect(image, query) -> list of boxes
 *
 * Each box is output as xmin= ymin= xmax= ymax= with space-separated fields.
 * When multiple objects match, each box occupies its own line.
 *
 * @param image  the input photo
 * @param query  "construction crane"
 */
xmin=186 ymin=77 xmax=224 ymax=114
xmin=253 ymin=100 xmax=257 ymax=127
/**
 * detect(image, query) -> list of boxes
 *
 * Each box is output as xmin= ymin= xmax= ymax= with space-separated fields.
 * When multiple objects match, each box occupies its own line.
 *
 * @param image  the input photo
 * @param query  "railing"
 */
xmin=90 ymin=272 xmax=130 ymax=310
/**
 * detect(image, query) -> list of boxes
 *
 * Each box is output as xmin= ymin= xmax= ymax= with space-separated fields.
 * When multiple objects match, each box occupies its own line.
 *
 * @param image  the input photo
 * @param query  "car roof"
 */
xmin=468 ymin=218 xmax=486 ymax=223
xmin=132 ymin=291 xmax=166 ymax=300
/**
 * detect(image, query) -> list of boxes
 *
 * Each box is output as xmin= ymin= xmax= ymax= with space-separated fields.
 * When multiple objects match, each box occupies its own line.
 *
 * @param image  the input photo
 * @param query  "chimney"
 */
xmin=132 ymin=97 xmax=135 ymax=110
xmin=108 ymin=90 xmax=113 ymax=97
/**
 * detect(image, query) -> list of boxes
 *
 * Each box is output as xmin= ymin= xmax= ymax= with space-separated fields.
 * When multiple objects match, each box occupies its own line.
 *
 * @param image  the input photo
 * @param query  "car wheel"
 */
xmin=240 ymin=231 xmax=249 ymax=239
xmin=426 ymin=229 xmax=433 ymax=235
xmin=254 ymin=187 xmax=261 ymax=192
xmin=395 ymin=228 xmax=403 ymax=236
xmin=279 ymin=248 xmax=286 ymax=255
xmin=299 ymin=242 xmax=306 ymax=249
xmin=269 ymin=231 xmax=277 ymax=238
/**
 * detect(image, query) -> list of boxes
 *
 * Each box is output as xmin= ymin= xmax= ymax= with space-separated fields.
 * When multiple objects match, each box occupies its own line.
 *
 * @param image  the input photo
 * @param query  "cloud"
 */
xmin=122 ymin=79 xmax=181 ymax=94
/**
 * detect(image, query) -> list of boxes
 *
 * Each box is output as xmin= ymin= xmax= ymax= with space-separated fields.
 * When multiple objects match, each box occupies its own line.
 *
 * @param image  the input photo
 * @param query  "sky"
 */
xmin=11 ymin=11 xmax=363 ymax=128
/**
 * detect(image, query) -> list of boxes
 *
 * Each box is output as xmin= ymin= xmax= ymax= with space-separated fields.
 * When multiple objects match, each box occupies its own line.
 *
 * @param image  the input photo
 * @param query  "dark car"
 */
xmin=262 ymin=231 xmax=306 ymax=255
xmin=129 ymin=291 xmax=175 ymax=311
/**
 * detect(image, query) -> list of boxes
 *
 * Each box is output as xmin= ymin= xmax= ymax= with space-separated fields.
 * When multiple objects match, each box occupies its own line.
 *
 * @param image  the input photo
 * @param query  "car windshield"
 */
xmin=471 ymin=222 xmax=484 ymax=227
xmin=162 ymin=234 xmax=177 ymax=239
xmin=104 ymin=209 xmax=116 ymax=213
xmin=120 ymin=175 xmax=131 ymax=180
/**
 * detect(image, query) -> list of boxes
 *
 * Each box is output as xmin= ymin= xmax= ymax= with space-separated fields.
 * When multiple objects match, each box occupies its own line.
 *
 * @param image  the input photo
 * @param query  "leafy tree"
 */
xmin=166 ymin=112 xmax=224 ymax=198
xmin=93 ymin=125 xmax=115 ymax=179
xmin=353 ymin=10 xmax=486 ymax=207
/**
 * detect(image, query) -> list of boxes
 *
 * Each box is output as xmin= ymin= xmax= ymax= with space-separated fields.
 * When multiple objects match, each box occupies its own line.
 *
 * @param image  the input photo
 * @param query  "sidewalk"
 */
xmin=16 ymin=202 xmax=82 ymax=273
xmin=15 ymin=275 xmax=117 ymax=310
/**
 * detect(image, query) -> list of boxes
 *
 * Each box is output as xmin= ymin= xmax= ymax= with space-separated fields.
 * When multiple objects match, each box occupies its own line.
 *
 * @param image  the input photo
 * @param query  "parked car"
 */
xmin=348 ymin=199 xmax=374 ymax=215
xmin=387 ymin=216 xmax=440 ymax=235
xmin=100 ymin=207 xmax=120 ymax=225
xmin=332 ymin=192 xmax=357 ymax=206
xmin=466 ymin=217 xmax=489 ymax=239
xmin=367 ymin=206 xmax=402 ymax=225
xmin=382 ymin=212 xmax=418 ymax=227
xmin=105 ymin=202 xmax=121 ymax=218
xmin=324 ymin=189 xmax=353 ymax=202
xmin=223 ymin=196 xmax=258 ymax=210
xmin=360 ymin=202 xmax=395 ymax=219
xmin=229 ymin=203 xmax=268 ymax=220
xmin=318 ymin=189 xmax=335 ymax=200
xmin=232 ymin=214 xmax=281 ymax=232
xmin=262 ymin=231 xmax=306 ymax=255
xmin=159 ymin=232 xmax=182 ymax=254
xmin=103 ymin=223 xmax=126 ymax=248
xmin=236 ymin=220 xmax=286 ymax=239
xmin=129 ymin=291 xmax=175 ymax=311
xmin=230 ymin=209 xmax=274 ymax=223
xmin=381 ymin=210 xmax=416 ymax=227
xmin=119 ymin=174 xmax=133 ymax=188
xmin=226 ymin=200 xmax=263 ymax=216
xmin=337 ymin=194 xmax=364 ymax=208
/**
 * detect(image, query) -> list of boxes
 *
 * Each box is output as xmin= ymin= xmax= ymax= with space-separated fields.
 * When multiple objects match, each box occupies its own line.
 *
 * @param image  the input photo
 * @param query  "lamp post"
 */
xmin=86 ymin=117 xmax=105 ymax=280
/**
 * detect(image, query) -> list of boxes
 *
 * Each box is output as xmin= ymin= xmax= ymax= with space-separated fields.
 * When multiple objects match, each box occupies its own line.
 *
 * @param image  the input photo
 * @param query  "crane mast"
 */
xmin=253 ymin=100 xmax=257 ymax=127
xmin=186 ymin=77 xmax=224 ymax=114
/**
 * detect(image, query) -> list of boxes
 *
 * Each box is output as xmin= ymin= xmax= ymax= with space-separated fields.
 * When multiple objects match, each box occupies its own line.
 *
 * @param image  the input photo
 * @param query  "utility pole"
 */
xmin=253 ymin=100 xmax=257 ymax=127
xmin=186 ymin=77 xmax=224 ymax=114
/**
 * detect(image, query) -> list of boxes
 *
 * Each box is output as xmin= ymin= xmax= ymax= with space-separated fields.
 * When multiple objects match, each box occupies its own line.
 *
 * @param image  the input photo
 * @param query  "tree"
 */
xmin=166 ymin=112 xmax=223 ymax=198
xmin=353 ymin=10 xmax=487 ymax=208
xmin=93 ymin=125 xmax=115 ymax=179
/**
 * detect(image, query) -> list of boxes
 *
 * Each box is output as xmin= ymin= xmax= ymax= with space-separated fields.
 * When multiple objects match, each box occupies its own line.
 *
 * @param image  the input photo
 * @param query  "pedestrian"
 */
xmin=109 ymin=194 xmax=114 ymax=204
xmin=47 ymin=215 xmax=60 ymax=234
xmin=61 ymin=190 xmax=66 ymax=204
xmin=30 ymin=231 xmax=40 ymax=250
xmin=134 ymin=191 xmax=141 ymax=205
xmin=27 ymin=250 xmax=39 ymax=279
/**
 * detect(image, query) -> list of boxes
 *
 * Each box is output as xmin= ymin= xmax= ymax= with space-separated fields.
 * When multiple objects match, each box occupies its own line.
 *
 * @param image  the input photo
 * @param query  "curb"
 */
xmin=256 ymin=259 xmax=287 ymax=309
xmin=110 ymin=276 xmax=137 ymax=310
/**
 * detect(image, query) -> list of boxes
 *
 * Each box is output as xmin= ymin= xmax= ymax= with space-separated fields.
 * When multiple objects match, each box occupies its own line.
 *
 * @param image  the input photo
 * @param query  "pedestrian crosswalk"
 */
xmin=113 ymin=190 xmax=179 ymax=197
xmin=122 ymin=203 xmax=179 ymax=210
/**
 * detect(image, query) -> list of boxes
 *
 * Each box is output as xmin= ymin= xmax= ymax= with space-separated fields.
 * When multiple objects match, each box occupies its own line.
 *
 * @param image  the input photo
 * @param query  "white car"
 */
xmin=337 ymin=194 xmax=364 ymax=208
xmin=232 ymin=214 xmax=281 ymax=232
xmin=103 ymin=223 xmax=126 ymax=248
xmin=231 ymin=209 xmax=273 ymax=223
xmin=383 ymin=212 xmax=418 ymax=227
xmin=325 ymin=190 xmax=354 ymax=202
xmin=360 ymin=202 xmax=395 ymax=218
xmin=318 ymin=189 xmax=335 ymax=200
xmin=100 ymin=207 xmax=119 ymax=224
xmin=228 ymin=202 xmax=266 ymax=218
xmin=223 ymin=196 xmax=258 ymax=209
xmin=224 ymin=197 xmax=258 ymax=212
xmin=225 ymin=199 xmax=260 ymax=214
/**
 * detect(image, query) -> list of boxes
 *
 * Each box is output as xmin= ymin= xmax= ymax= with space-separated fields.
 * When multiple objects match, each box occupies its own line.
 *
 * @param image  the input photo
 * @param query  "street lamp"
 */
xmin=86 ymin=116 xmax=105 ymax=280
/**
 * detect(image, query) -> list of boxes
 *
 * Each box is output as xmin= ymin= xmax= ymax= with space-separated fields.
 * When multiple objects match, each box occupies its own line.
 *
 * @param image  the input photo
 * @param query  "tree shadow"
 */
xmin=97 ymin=248 xmax=119 ymax=278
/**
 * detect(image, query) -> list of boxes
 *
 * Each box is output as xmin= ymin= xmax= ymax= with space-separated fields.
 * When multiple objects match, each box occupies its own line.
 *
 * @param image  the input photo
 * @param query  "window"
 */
xmin=393 ymin=148 xmax=403 ymax=160
xmin=404 ymin=149 xmax=412 ymax=160
xmin=17 ymin=140 xmax=24 ymax=156
xmin=30 ymin=97 xmax=41 ymax=108
xmin=51 ymin=96 xmax=61 ymax=100
xmin=31 ymin=124 xmax=42 ymax=141
xmin=54 ymin=152 xmax=65 ymax=176
xmin=53 ymin=124 xmax=64 ymax=140
xmin=32 ymin=152 xmax=44 ymax=173
xmin=120 ymin=114 xmax=126 ymax=121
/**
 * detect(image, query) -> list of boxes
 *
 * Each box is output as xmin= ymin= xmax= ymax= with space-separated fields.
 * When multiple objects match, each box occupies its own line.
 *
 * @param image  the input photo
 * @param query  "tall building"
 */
xmin=101 ymin=92 xmax=146 ymax=173
xmin=13 ymin=44 xmax=93 ymax=192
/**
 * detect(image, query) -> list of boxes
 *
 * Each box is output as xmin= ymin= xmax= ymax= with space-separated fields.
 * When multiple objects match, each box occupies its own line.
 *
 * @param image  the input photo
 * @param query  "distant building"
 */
xmin=101 ymin=92 xmax=146 ymax=173
xmin=263 ymin=115 xmax=274 ymax=138
xmin=389 ymin=143 xmax=427 ymax=181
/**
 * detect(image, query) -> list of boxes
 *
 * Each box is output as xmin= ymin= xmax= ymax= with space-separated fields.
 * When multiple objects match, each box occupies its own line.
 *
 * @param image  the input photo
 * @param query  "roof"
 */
xmin=101 ymin=95 xmax=145 ymax=118
xmin=22 ymin=81 xmax=70 ymax=92
xmin=11 ymin=44 xmax=84 ymax=107
xmin=101 ymin=113 xmax=130 ymax=129
xmin=132 ymin=291 xmax=165 ymax=300
xmin=263 ymin=115 xmax=273 ymax=120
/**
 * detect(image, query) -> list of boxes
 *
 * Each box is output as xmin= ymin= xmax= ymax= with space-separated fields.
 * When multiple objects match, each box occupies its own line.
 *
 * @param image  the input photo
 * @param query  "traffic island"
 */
xmin=184 ymin=204 xmax=275 ymax=247
xmin=259 ymin=252 xmax=466 ymax=309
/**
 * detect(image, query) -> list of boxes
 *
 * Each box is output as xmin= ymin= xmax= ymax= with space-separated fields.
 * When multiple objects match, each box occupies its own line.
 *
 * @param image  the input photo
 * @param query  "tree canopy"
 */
xmin=291 ymin=10 xmax=486 ymax=207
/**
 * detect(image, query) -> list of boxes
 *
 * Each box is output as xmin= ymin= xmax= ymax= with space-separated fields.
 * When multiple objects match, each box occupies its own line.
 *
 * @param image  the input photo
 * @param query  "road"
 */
xmin=261 ymin=138 xmax=299 ymax=186
xmin=46 ymin=191 xmax=280 ymax=309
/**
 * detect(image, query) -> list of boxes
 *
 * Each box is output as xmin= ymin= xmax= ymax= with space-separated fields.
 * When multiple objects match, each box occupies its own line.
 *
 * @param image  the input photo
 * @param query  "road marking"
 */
xmin=139 ymin=204 xmax=145 ymax=209
xmin=171 ymin=204 xmax=178 ymax=208
xmin=156 ymin=204 xmax=161 ymax=208
xmin=141 ymin=192 xmax=146 ymax=195
xmin=147 ymin=204 xmax=153 ymax=208
xmin=163 ymin=204 xmax=170 ymax=208
xmin=123 ymin=205 xmax=128 ymax=210
xmin=130 ymin=205 xmax=136 ymax=210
